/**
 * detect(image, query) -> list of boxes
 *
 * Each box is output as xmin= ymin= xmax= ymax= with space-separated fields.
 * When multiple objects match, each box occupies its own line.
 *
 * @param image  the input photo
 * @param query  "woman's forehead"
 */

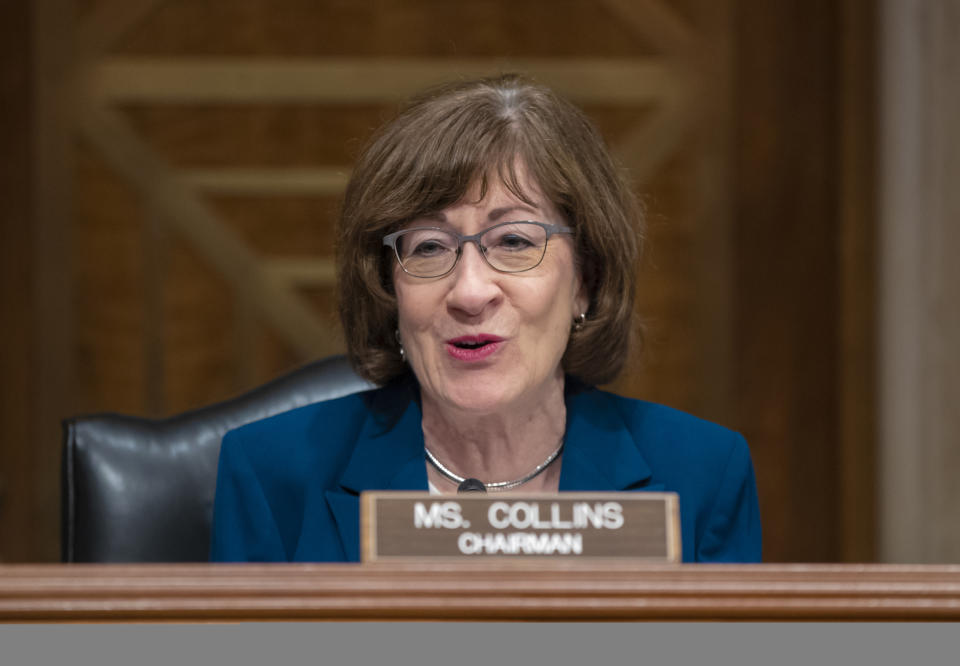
xmin=407 ymin=189 xmax=552 ymax=229
xmin=452 ymin=166 xmax=552 ymax=211
xmin=462 ymin=177 xmax=544 ymax=209
xmin=387 ymin=157 xmax=562 ymax=229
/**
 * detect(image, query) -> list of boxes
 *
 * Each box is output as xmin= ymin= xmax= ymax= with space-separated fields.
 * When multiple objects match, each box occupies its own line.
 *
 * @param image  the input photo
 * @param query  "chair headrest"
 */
xmin=62 ymin=354 xmax=373 ymax=562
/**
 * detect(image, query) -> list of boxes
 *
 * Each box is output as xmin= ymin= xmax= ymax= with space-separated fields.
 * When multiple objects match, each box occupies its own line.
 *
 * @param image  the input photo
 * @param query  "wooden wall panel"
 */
xmin=839 ymin=0 xmax=876 ymax=564
xmin=113 ymin=0 xmax=653 ymax=57
xmin=159 ymin=238 xmax=236 ymax=415
xmin=610 ymin=149 xmax=703 ymax=415
xmin=122 ymin=105 xmax=387 ymax=167
xmin=0 ymin=0 xmax=36 ymax=562
xmin=733 ymin=0 xmax=845 ymax=562
xmin=74 ymin=145 xmax=149 ymax=415
xmin=27 ymin=0 xmax=78 ymax=563
xmin=210 ymin=196 xmax=340 ymax=258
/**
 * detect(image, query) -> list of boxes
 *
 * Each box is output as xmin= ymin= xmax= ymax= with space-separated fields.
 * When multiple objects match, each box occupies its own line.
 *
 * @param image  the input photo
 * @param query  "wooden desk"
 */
xmin=2 ymin=563 xmax=959 ymax=621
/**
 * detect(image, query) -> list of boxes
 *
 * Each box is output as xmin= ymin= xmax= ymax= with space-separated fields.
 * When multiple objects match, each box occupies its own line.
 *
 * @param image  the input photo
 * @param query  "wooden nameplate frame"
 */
xmin=361 ymin=491 xmax=680 ymax=563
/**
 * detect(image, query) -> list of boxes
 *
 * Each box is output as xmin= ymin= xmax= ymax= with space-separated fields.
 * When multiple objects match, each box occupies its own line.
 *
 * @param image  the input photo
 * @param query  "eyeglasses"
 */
xmin=383 ymin=221 xmax=574 ymax=278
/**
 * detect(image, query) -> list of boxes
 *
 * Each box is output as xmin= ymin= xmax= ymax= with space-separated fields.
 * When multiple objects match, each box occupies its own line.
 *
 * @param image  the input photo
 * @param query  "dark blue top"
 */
xmin=210 ymin=377 xmax=761 ymax=563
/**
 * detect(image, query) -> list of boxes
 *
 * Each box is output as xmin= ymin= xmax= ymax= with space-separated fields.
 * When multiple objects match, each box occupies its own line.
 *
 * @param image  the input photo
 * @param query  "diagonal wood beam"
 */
xmin=87 ymin=57 xmax=680 ymax=105
xmin=263 ymin=258 xmax=337 ymax=288
xmin=612 ymin=82 xmax=696 ymax=184
xmin=600 ymin=0 xmax=695 ymax=58
xmin=76 ymin=0 xmax=167 ymax=61
xmin=181 ymin=168 xmax=351 ymax=196
xmin=78 ymin=102 xmax=340 ymax=360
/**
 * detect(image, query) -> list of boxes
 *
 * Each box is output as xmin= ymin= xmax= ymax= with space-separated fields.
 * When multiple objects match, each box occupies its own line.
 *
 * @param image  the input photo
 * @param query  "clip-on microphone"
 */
xmin=457 ymin=478 xmax=487 ymax=493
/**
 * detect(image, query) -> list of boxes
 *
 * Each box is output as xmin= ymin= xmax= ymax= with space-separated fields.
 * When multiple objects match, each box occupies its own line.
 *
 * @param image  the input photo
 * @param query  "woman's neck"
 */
xmin=420 ymin=375 xmax=567 ymax=493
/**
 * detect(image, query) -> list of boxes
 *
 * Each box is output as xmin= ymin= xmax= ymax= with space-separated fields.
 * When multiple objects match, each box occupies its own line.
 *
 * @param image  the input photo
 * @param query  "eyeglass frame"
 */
xmin=382 ymin=220 xmax=575 ymax=278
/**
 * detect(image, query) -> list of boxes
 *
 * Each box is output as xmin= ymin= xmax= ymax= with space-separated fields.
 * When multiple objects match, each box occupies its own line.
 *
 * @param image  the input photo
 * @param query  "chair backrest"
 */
xmin=61 ymin=354 xmax=373 ymax=563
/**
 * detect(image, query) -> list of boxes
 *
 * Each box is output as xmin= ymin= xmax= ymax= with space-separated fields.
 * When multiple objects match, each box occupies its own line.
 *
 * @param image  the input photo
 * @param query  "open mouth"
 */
xmin=453 ymin=340 xmax=490 ymax=350
xmin=446 ymin=335 xmax=504 ymax=360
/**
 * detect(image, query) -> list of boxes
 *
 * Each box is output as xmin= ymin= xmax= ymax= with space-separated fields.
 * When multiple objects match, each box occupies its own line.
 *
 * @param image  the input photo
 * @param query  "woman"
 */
xmin=211 ymin=74 xmax=761 ymax=563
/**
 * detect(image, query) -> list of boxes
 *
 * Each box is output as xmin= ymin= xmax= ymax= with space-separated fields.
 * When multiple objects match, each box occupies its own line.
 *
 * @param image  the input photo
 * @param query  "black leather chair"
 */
xmin=61 ymin=354 xmax=373 ymax=563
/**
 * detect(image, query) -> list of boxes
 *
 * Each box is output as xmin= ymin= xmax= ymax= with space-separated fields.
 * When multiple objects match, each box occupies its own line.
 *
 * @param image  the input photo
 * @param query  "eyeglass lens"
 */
xmin=395 ymin=222 xmax=549 ymax=276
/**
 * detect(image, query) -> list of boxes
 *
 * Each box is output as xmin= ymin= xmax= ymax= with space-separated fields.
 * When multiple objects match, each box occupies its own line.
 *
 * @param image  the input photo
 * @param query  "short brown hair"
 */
xmin=337 ymin=74 xmax=642 ymax=386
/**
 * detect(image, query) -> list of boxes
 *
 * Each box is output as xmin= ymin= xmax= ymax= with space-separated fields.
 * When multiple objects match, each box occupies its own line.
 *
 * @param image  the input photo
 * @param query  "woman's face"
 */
xmin=394 ymin=172 xmax=588 ymax=415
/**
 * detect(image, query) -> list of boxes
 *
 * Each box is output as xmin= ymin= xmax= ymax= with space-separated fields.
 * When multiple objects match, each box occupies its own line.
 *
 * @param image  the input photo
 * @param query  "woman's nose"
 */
xmin=445 ymin=242 xmax=502 ymax=316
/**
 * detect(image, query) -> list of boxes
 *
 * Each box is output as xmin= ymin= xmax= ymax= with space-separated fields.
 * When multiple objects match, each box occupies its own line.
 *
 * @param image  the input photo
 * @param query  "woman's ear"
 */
xmin=574 ymin=281 xmax=589 ymax=319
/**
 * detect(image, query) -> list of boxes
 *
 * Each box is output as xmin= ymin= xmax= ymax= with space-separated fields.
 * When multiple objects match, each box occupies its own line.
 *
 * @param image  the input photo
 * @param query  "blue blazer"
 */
xmin=210 ymin=378 xmax=761 ymax=563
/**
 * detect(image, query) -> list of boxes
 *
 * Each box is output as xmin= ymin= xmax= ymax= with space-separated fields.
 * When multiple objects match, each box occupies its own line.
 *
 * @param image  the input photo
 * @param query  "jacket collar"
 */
xmin=325 ymin=379 xmax=661 ymax=561
xmin=324 ymin=379 xmax=427 ymax=561
xmin=335 ymin=377 xmax=429 ymax=494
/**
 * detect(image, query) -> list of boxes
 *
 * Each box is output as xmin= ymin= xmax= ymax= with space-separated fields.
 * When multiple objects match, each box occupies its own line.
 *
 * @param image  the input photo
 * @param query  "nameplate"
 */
xmin=360 ymin=492 xmax=680 ymax=562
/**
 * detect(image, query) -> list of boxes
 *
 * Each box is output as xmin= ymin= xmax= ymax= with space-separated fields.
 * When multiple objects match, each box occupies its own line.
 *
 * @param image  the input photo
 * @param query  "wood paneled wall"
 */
xmin=733 ymin=0 xmax=877 ymax=563
xmin=735 ymin=0 xmax=841 ymax=562
xmin=0 ymin=0 xmax=36 ymax=563
xmin=1 ymin=0 xmax=877 ymax=563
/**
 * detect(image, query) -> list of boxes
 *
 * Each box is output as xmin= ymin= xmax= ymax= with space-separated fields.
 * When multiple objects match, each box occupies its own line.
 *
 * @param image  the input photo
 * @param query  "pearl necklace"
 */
xmin=424 ymin=439 xmax=564 ymax=491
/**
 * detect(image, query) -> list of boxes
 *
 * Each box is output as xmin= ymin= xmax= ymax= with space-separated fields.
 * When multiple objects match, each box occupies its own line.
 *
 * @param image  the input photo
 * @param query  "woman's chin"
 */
xmin=418 ymin=362 xmax=565 ymax=416
xmin=428 ymin=381 xmax=520 ymax=416
xmin=444 ymin=391 xmax=510 ymax=415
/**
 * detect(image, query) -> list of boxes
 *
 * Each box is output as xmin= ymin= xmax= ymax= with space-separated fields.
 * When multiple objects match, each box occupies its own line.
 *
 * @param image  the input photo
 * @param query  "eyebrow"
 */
xmin=488 ymin=205 xmax=541 ymax=221
xmin=416 ymin=204 xmax=542 ymax=225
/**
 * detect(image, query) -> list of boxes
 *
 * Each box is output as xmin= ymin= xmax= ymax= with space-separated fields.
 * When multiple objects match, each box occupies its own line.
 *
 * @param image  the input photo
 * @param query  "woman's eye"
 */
xmin=496 ymin=234 xmax=536 ymax=250
xmin=410 ymin=240 xmax=449 ymax=256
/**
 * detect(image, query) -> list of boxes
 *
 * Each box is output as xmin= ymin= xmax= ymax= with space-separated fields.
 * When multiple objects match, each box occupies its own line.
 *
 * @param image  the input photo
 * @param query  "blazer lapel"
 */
xmin=559 ymin=388 xmax=664 ymax=493
xmin=323 ymin=489 xmax=361 ymax=561
xmin=324 ymin=389 xmax=428 ymax=561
